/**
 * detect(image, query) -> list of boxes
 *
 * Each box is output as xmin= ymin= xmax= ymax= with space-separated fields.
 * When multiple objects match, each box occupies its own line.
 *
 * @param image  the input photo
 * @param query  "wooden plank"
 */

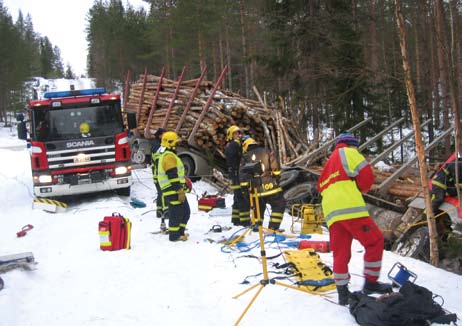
xmin=359 ymin=117 xmax=405 ymax=151
xmin=369 ymin=118 xmax=431 ymax=166
xmin=377 ymin=127 xmax=454 ymax=195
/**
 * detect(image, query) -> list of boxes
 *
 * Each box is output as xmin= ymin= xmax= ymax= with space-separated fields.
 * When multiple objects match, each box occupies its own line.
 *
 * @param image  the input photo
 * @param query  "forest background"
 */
xmin=1 ymin=0 xmax=461 ymax=161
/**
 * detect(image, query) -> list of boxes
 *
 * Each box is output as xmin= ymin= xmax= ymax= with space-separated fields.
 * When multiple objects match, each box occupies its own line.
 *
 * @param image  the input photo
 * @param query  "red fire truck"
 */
xmin=17 ymin=88 xmax=133 ymax=198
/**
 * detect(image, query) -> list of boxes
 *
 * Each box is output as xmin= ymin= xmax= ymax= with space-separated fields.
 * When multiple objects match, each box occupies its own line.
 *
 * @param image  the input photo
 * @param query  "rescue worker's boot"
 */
xmin=160 ymin=221 xmax=168 ymax=234
xmin=337 ymin=285 xmax=350 ymax=306
xmin=268 ymin=222 xmax=284 ymax=233
xmin=363 ymin=279 xmax=393 ymax=295
xmin=231 ymin=208 xmax=241 ymax=226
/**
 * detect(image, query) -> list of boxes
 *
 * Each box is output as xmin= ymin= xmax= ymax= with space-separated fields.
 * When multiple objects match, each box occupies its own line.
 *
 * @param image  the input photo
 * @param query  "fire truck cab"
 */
xmin=17 ymin=88 xmax=133 ymax=197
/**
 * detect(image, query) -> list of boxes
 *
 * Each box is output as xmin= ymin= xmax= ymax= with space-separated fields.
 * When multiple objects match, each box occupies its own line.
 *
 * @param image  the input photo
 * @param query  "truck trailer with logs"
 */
xmin=123 ymin=68 xmax=460 ymax=267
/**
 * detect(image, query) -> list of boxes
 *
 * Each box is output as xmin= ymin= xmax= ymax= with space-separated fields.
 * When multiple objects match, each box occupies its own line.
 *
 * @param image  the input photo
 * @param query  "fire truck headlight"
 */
xmin=115 ymin=166 xmax=128 ymax=175
xmin=31 ymin=146 xmax=43 ymax=154
xmin=117 ymin=137 xmax=128 ymax=145
xmin=38 ymin=175 xmax=52 ymax=183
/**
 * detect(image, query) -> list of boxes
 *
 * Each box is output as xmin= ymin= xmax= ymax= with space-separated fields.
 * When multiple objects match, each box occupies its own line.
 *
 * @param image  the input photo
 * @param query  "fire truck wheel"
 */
xmin=116 ymin=186 xmax=131 ymax=197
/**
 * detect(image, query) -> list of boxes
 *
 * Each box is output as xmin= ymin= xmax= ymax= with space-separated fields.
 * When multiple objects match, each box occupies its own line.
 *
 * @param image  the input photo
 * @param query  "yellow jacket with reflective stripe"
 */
xmin=317 ymin=144 xmax=374 ymax=228
xmin=157 ymin=150 xmax=186 ymax=198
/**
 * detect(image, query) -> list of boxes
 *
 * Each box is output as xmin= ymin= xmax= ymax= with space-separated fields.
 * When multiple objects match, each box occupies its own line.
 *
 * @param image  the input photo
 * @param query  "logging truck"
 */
xmin=123 ymin=70 xmax=460 ymax=265
xmin=123 ymin=68 xmax=309 ymax=181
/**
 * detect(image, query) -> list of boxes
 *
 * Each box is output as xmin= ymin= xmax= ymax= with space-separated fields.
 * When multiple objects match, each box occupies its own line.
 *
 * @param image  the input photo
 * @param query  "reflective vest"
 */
xmin=151 ymin=148 xmax=162 ymax=183
xmin=318 ymin=145 xmax=372 ymax=228
xmin=241 ymin=145 xmax=282 ymax=197
xmin=157 ymin=150 xmax=186 ymax=205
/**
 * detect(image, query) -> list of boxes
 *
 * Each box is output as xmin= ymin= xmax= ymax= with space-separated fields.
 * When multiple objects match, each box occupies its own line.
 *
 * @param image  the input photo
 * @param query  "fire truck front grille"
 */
xmin=46 ymin=145 xmax=116 ymax=169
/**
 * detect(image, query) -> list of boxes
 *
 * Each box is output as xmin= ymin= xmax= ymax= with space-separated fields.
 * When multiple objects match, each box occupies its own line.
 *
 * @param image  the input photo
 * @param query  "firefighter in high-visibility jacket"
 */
xmin=151 ymin=128 xmax=167 ymax=232
xmin=157 ymin=131 xmax=191 ymax=242
xmin=317 ymin=132 xmax=391 ymax=305
xmin=224 ymin=125 xmax=245 ymax=226
xmin=240 ymin=137 xmax=285 ymax=230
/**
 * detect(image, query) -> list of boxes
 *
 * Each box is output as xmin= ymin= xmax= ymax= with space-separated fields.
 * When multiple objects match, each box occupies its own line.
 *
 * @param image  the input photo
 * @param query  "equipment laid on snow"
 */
xmin=198 ymin=194 xmax=226 ymax=212
xmin=282 ymin=249 xmax=336 ymax=292
xmin=349 ymin=282 xmax=457 ymax=325
xmin=99 ymin=213 xmax=132 ymax=251
xmin=387 ymin=262 xmax=417 ymax=288
xmin=298 ymin=240 xmax=330 ymax=253
xmin=291 ymin=204 xmax=324 ymax=234
xmin=0 ymin=252 xmax=36 ymax=273
xmin=129 ymin=197 xmax=146 ymax=208
xmin=16 ymin=224 xmax=34 ymax=237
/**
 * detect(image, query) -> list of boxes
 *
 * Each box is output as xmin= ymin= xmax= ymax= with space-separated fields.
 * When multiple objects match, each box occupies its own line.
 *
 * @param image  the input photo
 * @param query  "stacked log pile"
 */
xmin=124 ymin=73 xmax=309 ymax=164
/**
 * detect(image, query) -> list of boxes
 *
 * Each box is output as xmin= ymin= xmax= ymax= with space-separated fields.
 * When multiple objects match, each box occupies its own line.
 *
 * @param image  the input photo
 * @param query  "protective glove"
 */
xmin=178 ymin=189 xmax=186 ymax=203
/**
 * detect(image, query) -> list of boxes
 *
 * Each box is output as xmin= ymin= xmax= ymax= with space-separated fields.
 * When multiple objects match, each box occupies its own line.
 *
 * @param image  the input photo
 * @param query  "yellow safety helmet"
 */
xmin=80 ymin=122 xmax=90 ymax=134
xmin=226 ymin=125 xmax=241 ymax=141
xmin=161 ymin=131 xmax=180 ymax=149
xmin=242 ymin=137 xmax=257 ymax=153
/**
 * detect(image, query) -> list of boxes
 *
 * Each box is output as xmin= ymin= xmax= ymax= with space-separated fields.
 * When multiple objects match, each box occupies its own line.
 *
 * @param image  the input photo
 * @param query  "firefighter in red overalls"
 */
xmin=317 ymin=132 xmax=392 ymax=305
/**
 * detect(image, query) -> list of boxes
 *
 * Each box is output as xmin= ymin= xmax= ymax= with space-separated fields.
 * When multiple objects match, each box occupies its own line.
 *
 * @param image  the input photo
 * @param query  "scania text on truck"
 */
xmin=17 ymin=88 xmax=133 ymax=197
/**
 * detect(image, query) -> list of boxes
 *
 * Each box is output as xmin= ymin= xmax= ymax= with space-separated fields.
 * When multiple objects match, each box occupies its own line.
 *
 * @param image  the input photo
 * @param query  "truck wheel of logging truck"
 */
xmin=127 ymin=130 xmax=212 ymax=181
xmin=391 ymin=196 xmax=459 ymax=262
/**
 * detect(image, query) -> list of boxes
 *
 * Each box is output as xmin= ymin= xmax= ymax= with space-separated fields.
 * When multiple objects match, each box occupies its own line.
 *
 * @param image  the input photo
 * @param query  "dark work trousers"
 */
xmin=154 ymin=182 xmax=165 ymax=218
xmin=258 ymin=191 xmax=286 ymax=230
xmin=239 ymin=185 xmax=251 ymax=226
xmin=230 ymin=174 xmax=245 ymax=225
xmin=166 ymin=196 xmax=191 ymax=241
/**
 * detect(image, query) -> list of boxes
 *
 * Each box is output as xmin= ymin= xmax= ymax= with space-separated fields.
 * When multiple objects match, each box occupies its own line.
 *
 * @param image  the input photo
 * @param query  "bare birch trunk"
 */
xmin=395 ymin=0 xmax=439 ymax=266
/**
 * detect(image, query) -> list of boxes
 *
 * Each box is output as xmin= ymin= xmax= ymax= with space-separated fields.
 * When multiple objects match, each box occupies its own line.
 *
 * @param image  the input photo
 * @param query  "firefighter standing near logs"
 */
xmin=225 ymin=125 xmax=245 ymax=226
xmin=151 ymin=128 xmax=167 ymax=233
xmin=239 ymin=136 xmax=285 ymax=231
xmin=317 ymin=132 xmax=392 ymax=305
xmin=156 ymin=131 xmax=191 ymax=242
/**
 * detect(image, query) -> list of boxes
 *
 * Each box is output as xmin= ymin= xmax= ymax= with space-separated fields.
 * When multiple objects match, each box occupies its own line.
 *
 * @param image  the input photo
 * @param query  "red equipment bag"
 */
xmin=198 ymin=195 xmax=226 ymax=212
xmin=99 ymin=213 xmax=132 ymax=251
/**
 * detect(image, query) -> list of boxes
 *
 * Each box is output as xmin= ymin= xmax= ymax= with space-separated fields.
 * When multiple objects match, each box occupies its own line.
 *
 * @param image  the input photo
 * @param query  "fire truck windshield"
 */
xmin=32 ymin=104 xmax=124 ymax=142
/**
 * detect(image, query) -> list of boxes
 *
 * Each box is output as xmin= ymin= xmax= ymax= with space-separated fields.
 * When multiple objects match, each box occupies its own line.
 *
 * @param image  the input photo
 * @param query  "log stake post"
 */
xmin=144 ymin=67 xmax=166 ymax=139
xmin=162 ymin=66 xmax=186 ymax=129
xmin=188 ymin=66 xmax=228 ymax=146
xmin=176 ymin=67 xmax=207 ymax=133
xmin=136 ymin=68 xmax=148 ymax=126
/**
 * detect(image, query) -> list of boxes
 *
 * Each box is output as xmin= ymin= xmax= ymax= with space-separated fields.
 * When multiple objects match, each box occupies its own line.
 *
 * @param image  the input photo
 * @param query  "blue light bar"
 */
xmin=43 ymin=87 xmax=107 ymax=99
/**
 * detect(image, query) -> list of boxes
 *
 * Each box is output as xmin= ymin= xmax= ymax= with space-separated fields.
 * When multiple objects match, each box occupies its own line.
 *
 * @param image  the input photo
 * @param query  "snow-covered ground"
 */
xmin=0 ymin=124 xmax=460 ymax=326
